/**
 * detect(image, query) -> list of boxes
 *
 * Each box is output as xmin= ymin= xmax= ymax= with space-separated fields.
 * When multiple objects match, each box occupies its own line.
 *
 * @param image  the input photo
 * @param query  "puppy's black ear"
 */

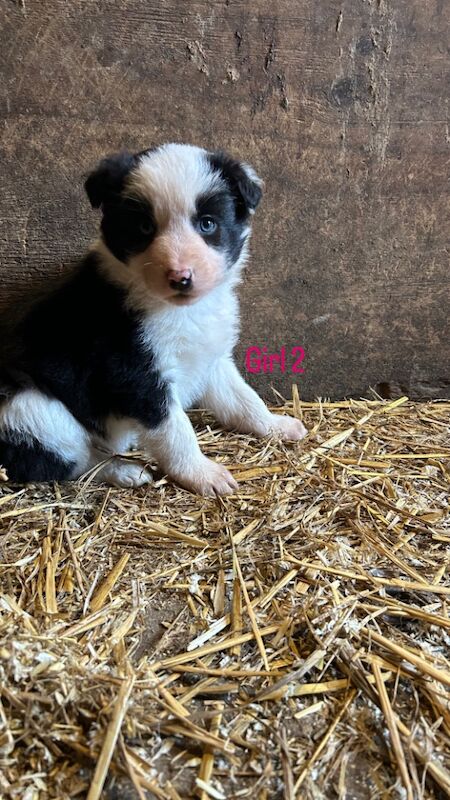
xmin=84 ymin=152 xmax=137 ymax=209
xmin=208 ymin=152 xmax=263 ymax=219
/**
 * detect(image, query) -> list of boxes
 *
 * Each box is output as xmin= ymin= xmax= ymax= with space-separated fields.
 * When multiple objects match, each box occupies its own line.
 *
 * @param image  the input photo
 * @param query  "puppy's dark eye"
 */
xmin=139 ymin=220 xmax=153 ymax=236
xmin=199 ymin=216 xmax=217 ymax=235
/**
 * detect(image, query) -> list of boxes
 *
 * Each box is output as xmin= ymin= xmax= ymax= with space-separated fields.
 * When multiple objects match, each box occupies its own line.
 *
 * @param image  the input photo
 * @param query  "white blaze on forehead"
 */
xmin=126 ymin=143 xmax=224 ymax=226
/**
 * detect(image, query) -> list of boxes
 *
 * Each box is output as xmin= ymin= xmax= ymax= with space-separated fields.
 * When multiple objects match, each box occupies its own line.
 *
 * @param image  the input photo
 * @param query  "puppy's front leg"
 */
xmin=201 ymin=357 xmax=307 ymax=441
xmin=142 ymin=401 xmax=238 ymax=496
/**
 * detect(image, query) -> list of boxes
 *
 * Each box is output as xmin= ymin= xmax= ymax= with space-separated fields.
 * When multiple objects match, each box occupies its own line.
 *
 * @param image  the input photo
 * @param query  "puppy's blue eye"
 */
xmin=199 ymin=216 xmax=217 ymax=234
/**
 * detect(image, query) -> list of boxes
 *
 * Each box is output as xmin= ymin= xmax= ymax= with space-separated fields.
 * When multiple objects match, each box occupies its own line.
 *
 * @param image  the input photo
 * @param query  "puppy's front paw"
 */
xmin=176 ymin=458 xmax=238 ymax=497
xmin=269 ymin=414 xmax=307 ymax=441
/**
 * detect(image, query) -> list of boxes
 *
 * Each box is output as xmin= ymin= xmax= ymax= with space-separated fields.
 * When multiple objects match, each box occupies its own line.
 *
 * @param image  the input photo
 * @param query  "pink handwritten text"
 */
xmin=245 ymin=346 xmax=306 ymax=374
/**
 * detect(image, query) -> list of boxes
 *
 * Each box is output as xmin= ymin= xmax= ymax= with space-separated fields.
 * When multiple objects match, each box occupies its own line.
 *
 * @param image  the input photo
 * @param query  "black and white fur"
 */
xmin=0 ymin=144 xmax=306 ymax=495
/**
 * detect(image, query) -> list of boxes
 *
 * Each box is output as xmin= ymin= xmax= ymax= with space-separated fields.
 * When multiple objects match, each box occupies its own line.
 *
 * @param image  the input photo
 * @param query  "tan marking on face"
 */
xmin=130 ymin=220 xmax=226 ymax=304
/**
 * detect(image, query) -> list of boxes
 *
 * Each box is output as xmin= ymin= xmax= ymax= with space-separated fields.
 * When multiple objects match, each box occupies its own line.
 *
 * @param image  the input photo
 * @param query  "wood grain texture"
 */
xmin=0 ymin=0 xmax=449 ymax=400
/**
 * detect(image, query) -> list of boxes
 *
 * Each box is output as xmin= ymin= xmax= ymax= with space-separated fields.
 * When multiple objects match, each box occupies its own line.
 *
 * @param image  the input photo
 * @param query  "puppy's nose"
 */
xmin=168 ymin=269 xmax=193 ymax=293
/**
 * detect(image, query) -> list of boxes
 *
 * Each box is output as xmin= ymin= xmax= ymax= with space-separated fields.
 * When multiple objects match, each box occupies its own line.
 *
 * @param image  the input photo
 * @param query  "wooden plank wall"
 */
xmin=0 ymin=0 xmax=448 ymax=400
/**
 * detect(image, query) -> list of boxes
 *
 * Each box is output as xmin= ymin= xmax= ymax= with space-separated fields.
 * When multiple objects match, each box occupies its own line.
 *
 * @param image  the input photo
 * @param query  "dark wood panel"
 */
xmin=0 ymin=0 xmax=449 ymax=399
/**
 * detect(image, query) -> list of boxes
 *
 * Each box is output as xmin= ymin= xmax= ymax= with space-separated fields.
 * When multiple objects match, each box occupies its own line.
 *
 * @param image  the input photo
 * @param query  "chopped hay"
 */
xmin=0 ymin=394 xmax=449 ymax=799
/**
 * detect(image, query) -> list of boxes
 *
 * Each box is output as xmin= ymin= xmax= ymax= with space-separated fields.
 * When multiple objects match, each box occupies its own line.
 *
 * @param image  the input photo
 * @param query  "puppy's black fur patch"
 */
xmin=194 ymin=190 xmax=246 ymax=265
xmin=0 ymin=434 xmax=74 ymax=482
xmin=10 ymin=253 xmax=169 ymax=435
xmin=207 ymin=152 xmax=262 ymax=219
xmin=85 ymin=152 xmax=156 ymax=263
xmin=100 ymin=194 xmax=156 ymax=263
xmin=85 ymin=151 xmax=137 ymax=209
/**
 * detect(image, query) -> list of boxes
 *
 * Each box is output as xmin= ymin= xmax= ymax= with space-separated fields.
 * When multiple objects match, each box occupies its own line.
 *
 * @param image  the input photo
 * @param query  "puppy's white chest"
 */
xmin=144 ymin=289 xmax=239 ymax=409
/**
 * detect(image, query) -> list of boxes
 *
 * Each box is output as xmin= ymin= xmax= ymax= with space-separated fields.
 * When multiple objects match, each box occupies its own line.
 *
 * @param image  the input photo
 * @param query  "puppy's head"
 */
xmin=85 ymin=144 xmax=262 ymax=305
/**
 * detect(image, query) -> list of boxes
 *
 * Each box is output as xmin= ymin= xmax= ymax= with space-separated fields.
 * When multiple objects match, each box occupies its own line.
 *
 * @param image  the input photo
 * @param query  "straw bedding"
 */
xmin=0 ymin=392 xmax=449 ymax=799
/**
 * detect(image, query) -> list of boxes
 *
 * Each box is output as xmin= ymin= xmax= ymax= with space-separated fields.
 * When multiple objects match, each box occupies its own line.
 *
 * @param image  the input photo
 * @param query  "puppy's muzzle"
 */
xmin=168 ymin=269 xmax=193 ymax=294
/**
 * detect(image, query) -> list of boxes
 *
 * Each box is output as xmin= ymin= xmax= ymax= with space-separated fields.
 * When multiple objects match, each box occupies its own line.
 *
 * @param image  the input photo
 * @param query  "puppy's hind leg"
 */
xmin=0 ymin=389 xmax=91 ymax=482
xmin=87 ymin=416 xmax=153 ymax=488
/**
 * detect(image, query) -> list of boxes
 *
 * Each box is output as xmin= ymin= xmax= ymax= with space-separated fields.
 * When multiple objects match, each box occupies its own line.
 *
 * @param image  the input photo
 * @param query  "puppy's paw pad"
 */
xmin=104 ymin=462 xmax=153 ymax=488
xmin=270 ymin=415 xmax=307 ymax=442
xmin=179 ymin=460 xmax=238 ymax=497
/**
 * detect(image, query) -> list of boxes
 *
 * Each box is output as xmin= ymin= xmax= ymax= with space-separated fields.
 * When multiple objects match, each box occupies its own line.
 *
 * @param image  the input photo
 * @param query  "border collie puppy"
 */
xmin=0 ymin=144 xmax=306 ymax=495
